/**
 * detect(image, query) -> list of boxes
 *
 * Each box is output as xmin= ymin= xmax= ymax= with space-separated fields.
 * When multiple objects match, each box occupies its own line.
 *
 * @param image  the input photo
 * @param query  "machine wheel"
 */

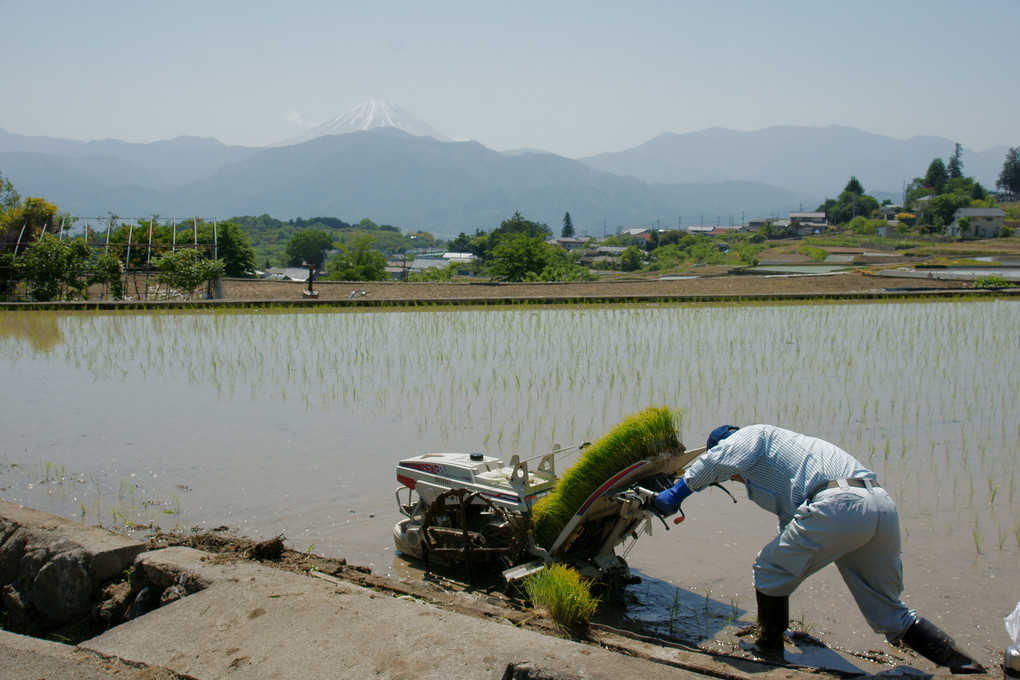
xmin=419 ymin=488 xmax=528 ymax=575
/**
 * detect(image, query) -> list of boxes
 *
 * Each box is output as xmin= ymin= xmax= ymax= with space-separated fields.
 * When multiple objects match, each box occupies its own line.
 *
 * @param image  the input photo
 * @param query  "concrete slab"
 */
xmin=81 ymin=548 xmax=697 ymax=680
xmin=1 ymin=503 xmax=836 ymax=680
xmin=0 ymin=629 xmax=165 ymax=679
xmin=0 ymin=499 xmax=146 ymax=581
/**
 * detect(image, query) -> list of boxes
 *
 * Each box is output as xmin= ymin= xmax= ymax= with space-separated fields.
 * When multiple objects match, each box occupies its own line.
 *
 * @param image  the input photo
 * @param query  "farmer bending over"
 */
xmin=655 ymin=424 xmax=983 ymax=673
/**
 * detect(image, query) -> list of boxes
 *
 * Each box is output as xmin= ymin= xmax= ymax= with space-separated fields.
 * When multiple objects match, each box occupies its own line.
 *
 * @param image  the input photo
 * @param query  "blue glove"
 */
xmin=654 ymin=478 xmax=692 ymax=515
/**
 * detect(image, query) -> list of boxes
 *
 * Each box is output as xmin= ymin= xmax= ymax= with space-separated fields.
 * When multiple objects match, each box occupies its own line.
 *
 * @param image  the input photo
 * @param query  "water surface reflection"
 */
xmin=1 ymin=301 xmax=1016 ymax=669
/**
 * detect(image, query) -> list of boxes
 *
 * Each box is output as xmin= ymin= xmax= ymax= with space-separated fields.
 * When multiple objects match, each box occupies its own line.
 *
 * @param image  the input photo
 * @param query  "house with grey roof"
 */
xmin=947 ymin=207 xmax=1006 ymax=238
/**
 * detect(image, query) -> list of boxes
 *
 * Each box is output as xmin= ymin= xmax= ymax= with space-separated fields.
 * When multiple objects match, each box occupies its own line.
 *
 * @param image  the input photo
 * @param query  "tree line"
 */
xmin=0 ymin=173 xmax=260 ymax=301
xmin=810 ymin=143 xmax=1019 ymax=237
xmin=4 ymin=141 xmax=1019 ymax=299
xmin=234 ymin=214 xmax=434 ymax=268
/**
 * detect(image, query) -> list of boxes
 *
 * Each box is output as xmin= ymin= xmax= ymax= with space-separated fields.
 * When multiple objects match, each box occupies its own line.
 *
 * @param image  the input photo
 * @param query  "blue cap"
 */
xmin=707 ymin=425 xmax=738 ymax=449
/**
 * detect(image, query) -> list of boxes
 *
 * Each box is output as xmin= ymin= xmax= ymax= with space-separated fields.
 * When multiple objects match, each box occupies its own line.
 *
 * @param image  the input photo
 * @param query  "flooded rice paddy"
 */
xmin=1 ymin=299 xmax=1017 ymax=672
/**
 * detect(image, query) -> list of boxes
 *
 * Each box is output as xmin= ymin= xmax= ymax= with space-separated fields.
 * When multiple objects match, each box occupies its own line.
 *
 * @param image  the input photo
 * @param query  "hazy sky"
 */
xmin=2 ymin=0 xmax=1017 ymax=158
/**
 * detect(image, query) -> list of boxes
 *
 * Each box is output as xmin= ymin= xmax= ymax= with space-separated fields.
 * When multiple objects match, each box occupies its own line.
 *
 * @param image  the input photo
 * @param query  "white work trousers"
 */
xmin=752 ymin=484 xmax=917 ymax=641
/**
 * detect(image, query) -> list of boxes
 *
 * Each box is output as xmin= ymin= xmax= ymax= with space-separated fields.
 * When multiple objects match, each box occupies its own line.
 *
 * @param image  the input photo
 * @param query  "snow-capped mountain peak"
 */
xmin=277 ymin=99 xmax=450 ymax=146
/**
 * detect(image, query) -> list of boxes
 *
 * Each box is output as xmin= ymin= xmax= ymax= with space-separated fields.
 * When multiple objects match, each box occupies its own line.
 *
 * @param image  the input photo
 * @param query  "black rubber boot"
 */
xmin=900 ymin=617 xmax=985 ymax=674
xmin=754 ymin=589 xmax=789 ymax=663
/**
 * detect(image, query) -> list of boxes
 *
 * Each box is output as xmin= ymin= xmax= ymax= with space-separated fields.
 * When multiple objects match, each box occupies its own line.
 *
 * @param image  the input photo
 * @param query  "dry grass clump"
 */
xmin=529 ymin=405 xmax=682 ymax=549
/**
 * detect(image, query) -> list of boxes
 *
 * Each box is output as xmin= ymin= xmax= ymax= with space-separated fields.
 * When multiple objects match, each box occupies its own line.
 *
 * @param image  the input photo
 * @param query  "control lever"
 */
xmin=616 ymin=486 xmax=684 ymax=530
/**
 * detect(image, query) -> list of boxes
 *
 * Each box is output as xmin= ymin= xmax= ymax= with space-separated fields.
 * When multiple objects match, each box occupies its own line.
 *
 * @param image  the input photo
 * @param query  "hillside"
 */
xmin=0 ymin=120 xmax=1011 ymax=240
xmin=580 ymin=126 xmax=1006 ymax=196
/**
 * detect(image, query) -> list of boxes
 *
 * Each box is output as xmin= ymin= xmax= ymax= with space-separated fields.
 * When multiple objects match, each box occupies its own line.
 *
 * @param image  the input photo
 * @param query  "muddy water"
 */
xmin=1 ymin=300 xmax=1017 ymax=672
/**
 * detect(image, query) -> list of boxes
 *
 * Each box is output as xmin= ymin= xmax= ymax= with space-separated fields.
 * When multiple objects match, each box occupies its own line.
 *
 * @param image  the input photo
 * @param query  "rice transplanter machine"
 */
xmin=393 ymin=443 xmax=705 ymax=586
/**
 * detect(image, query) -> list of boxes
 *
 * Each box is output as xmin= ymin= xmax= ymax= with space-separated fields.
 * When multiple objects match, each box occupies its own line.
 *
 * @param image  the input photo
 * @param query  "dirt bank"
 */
xmin=222 ymin=270 xmax=968 ymax=304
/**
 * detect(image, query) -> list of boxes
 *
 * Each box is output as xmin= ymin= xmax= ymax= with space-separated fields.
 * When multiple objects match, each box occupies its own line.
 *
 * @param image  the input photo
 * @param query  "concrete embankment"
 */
xmin=0 ymin=499 xmax=855 ymax=680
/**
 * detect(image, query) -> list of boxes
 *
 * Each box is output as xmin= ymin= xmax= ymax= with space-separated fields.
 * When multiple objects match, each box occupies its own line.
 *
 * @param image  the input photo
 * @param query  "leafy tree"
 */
xmin=956 ymin=216 xmax=971 ymax=238
xmin=0 ymin=173 xmax=23 ymax=252
xmin=195 ymin=220 xmax=257 ymax=277
xmin=903 ymin=178 xmax=934 ymax=210
xmin=620 ymin=245 xmax=643 ymax=272
xmin=496 ymin=211 xmax=551 ymax=239
xmin=294 ymin=216 xmax=353 ymax=231
xmin=325 ymin=235 xmax=388 ymax=281
xmin=818 ymin=178 xmax=880 ymax=226
xmin=487 ymin=233 xmax=551 ymax=282
xmin=0 ymin=172 xmax=19 ymax=211
xmin=446 ymin=231 xmax=475 ymax=253
xmin=649 ymin=243 xmax=688 ymax=270
xmin=650 ymin=234 xmax=728 ymax=269
xmin=925 ymin=158 xmax=949 ymax=194
xmin=88 ymin=252 xmax=125 ymax=300
xmin=1 ymin=196 xmax=60 ymax=253
xmin=408 ymin=261 xmax=458 ymax=282
xmin=106 ymin=219 xmax=174 ymax=266
xmin=658 ymin=230 xmax=698 ymax=249
xmin=929 ymin=193 xmax=973 ymax=226
xmin=152 ymin=249 xmax=225 ymax=299
xmin=759 ymin=221 xmax=795 ymax=239
xmin=997 ymin=147 xmax=1020 ymax=196
xmin=846 ymin=217 xmax=888 ymax=235
xmin=688 ymin=242 xmax=725 ymax=264
xmin=536 ymin=258 xmax=597 ymax=282
xmin=843 ymin=176 xmax=865 ymax=196
xmin=13 ymin=233 xmax=92 ymax=301
xmin=0 ymin=252 xmax=15 ymax=298
xmin=409 ymin=230 xmax=435 ymax=248
xmin=561 ymin=212 xmax=575 ymax=238
xmin=948 ymin=143 xmax=963 ymax=179
xmin=647 ymin=229 xmax=659 ymax=251
xmin=467 ymin=212 xmax=552 ymax=265
xmin=466 ymin=232 xmax=492 ymax=260
xmin=734 ymin=242 xmax=764 ymax=265
xmin=285 ymin=230 xmax=334 ymax=268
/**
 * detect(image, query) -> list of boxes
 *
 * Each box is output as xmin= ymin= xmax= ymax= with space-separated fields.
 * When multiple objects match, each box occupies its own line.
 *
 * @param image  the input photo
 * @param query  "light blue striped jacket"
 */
xmin=683 ymin=424 xmax=875 ymax=528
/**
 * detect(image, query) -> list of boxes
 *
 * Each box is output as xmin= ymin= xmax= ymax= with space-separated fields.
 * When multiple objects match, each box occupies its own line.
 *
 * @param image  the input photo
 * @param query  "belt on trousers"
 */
xmin=808 ymin=478 xmax=880 ymax=502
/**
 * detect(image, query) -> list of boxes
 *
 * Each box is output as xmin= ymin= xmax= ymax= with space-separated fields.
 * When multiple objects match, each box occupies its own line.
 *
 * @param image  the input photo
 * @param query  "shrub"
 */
xmin=973 ymin=275 xmax=1015 ymax=289
xmin=15 ymin=234 xmax=91 ymax=301
xmin=797 ymin=244 xmax=828 ymax=262
xmin=152 ymin=249 xmax=225 ymax=299
xmin=408 ymin=262 xmax=457 ymax=282
xmin=88 ymin=253 xmax=125 ymax=300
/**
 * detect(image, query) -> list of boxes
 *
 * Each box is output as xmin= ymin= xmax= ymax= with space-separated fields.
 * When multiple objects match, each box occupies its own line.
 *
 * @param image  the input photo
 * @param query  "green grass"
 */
xmin=523 ymin=563 xmax=600 ymax=630
xmin=529 ymin=405 xmax=682 ymax=548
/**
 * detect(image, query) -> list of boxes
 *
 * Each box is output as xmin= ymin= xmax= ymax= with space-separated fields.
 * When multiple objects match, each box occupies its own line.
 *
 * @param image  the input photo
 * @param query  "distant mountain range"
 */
xmin=580 ymin=125 xmax=1007 ymax=196
xmin=0 ymin=100 xmax=1010 ymax=239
